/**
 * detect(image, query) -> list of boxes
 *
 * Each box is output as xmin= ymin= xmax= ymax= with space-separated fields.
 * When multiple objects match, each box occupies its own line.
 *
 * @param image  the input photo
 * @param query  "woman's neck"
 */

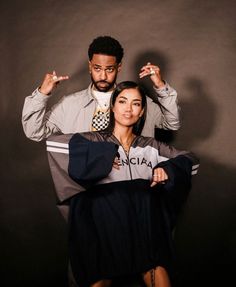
xmin=113 ymin=127 xmax=133 ymax=142
xmin=113 ymin=127 xmax=136 ymax=154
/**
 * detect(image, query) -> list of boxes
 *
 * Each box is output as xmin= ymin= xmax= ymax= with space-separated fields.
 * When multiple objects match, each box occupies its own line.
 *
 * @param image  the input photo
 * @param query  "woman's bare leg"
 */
xmin=90 ymin=279 xmax=112 ymax=287
xmin=143 ymin=266 xmax=171 ymax=287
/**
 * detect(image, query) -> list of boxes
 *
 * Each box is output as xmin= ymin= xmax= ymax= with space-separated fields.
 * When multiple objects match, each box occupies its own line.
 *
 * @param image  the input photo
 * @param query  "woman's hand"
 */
xmin=112 ymin=156 xmax=120 ymax=170
xmin=151 ymin=167 xmax=168 ymax=187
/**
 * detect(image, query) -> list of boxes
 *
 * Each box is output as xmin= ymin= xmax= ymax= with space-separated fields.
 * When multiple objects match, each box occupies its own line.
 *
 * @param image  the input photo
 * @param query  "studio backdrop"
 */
xmin=1 ymin=0 xmax=235 ymax=286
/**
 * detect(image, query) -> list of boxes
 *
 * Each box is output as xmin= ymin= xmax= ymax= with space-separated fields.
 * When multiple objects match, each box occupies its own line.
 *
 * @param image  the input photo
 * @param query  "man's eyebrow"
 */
xmin=92 ymin=64 xmax=116 ymax=68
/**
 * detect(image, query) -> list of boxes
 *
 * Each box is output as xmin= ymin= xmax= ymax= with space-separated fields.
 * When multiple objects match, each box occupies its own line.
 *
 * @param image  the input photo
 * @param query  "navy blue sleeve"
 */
xmin=155 ymin=155 xmax=194 ymax=230
xmin=68 ymin=133 xmax=118 ymax=188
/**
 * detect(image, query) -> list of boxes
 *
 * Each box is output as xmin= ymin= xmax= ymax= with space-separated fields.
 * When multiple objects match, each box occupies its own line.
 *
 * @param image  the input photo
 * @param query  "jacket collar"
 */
xmin=83 ymin=84 xmax=95 ymax=108
xmin=83 ymin=83 xmax=116 ymax=108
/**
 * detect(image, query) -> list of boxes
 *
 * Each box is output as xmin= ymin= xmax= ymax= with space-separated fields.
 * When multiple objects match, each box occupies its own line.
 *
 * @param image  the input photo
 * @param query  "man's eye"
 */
xmin=106 ymin=68 xmax=114 ymax=73
xmin=94 ymin=67 xmax=101 ymax=72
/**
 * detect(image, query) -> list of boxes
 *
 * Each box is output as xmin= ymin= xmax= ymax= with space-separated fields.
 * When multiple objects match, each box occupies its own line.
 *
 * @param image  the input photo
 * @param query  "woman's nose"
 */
xmin=125 ymin=103 xmax=132 ymax=111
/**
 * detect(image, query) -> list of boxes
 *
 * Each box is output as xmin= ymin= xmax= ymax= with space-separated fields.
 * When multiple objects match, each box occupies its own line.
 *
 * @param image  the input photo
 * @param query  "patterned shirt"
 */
xmin=91 ymin=90 xmax=112 ymax=131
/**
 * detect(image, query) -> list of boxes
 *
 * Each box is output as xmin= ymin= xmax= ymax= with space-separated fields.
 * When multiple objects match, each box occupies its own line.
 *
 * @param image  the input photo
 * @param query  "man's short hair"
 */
xmin=88 ymin=36 xmax=124 ymax=64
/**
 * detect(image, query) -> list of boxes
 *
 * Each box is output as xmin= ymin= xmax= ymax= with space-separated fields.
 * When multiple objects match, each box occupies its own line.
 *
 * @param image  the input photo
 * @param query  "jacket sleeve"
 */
xmin=155 ymin=155 xmax=195 ymax=230
xmin=68 ymin=133 xmax=118 ymax=188
xmin=152 ymin=82 xmax=180 ymax=130
xmin=156 ymin=140 xmax=199 ymax=168
xmin=22 ymin=88 xmax=63 ymax=141
xmin=150 ymin=137 xmax=200 ymax=227
xmin=46 ymin=133 xmax=118 ymax=202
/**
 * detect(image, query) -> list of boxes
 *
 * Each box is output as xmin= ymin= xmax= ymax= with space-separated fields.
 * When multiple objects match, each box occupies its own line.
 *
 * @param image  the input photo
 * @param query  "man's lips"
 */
xmin=97 ymin=81 xmax=109 ymax=86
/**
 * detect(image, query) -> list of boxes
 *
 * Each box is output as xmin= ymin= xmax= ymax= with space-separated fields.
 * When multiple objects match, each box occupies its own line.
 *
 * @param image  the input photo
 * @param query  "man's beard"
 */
xmin=91 ymin=76 xmax=116 ymax=92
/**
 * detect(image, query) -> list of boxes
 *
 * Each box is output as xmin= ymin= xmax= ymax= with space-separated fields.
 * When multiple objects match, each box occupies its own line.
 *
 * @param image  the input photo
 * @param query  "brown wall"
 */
xmin=1 ymin=0 xmax=236 ymax=286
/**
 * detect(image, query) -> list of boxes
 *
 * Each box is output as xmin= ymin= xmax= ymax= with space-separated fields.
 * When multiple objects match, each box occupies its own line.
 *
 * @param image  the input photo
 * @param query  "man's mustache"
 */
xmin=96 ymin=81 xmax=109 ymax=84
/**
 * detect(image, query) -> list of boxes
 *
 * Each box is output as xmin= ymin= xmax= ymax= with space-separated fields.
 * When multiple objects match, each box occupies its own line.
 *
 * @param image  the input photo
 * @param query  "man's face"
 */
xmin=89 ymin=54 xmax=121 ymax=92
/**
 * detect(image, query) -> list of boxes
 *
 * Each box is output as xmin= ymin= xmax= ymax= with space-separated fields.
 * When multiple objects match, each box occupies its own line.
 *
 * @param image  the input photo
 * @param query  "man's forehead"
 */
xmin=90 ymin=54 xmax=118 ymax=66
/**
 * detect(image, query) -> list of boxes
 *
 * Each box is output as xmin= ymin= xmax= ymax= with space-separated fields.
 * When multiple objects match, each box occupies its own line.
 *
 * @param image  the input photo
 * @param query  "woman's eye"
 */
xmin=118 ymin=100 xmax=126 ymax=104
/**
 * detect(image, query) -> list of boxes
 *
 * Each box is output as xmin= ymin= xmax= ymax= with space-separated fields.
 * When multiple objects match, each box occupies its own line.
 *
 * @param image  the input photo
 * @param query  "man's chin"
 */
xmin=96 ymin=84 xmax=112 ymax=92
xmin=97 ymin=87 xmax=110 ymax=92
xmin=92 ymin=77 xmax=116 ymax=92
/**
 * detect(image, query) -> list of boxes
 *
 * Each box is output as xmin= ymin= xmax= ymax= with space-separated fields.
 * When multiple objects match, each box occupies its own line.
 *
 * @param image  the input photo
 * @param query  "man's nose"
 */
xmin=100 ymin=69 xmax=107 ymax=80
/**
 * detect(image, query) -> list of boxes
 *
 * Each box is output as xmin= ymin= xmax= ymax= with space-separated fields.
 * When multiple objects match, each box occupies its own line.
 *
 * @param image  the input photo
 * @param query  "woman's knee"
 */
xmin=143 ymin=266 xmax=171 ymax=287
xmin=90 ymin=279 xmax=112 ymax=287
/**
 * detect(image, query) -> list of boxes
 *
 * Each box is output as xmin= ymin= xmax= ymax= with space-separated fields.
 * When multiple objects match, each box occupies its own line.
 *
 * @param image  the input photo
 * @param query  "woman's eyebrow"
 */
xmin=118 ymin=96 xmax=141 ymax=101
xmin=118 ymin=96 xmax=128 ymax=100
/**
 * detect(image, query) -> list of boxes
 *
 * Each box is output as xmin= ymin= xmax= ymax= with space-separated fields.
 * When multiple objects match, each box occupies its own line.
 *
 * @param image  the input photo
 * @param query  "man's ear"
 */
xmin=117 ymin=63 xmax=122 ymax=72
xmin=88 ymin=61 xmax=92 ymax=74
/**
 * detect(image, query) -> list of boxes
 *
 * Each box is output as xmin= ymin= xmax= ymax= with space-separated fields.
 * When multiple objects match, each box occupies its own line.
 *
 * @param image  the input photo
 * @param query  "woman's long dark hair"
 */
xmin=105 ymin=81 xmax=147 ymax=136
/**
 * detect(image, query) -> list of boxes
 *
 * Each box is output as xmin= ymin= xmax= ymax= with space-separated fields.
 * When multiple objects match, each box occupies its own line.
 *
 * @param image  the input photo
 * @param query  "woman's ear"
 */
xmin=139 ymin=109 xmax=144 ymax=117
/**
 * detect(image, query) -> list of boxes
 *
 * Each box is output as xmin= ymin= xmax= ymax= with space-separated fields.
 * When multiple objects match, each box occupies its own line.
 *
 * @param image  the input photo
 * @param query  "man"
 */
xmin=22 ymin=36 xmax=180 ymax=142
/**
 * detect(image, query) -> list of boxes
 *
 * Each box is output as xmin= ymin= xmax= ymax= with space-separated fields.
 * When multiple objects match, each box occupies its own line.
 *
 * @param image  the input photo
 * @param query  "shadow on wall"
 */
xmin=176 ymin=77 xmax=217 ymax=148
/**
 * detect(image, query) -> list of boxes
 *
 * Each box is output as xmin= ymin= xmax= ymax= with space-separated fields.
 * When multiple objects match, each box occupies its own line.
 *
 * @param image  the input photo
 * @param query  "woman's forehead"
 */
xmin=118 ymin=88 xmax=141 ymax=99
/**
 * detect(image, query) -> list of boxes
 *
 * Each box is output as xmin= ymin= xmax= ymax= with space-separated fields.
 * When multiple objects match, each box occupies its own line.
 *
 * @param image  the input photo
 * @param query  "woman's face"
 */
xmin=112 ymin=88 xmax=144 ymax=128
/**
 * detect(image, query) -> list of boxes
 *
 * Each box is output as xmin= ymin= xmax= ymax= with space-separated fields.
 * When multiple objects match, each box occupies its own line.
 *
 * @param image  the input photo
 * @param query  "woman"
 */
xmin=46 ymin=81 xmax=199 ymax=287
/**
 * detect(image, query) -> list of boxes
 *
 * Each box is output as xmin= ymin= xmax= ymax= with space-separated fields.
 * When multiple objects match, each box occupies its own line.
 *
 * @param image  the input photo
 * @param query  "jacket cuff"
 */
xmin=153 ymin=82 xmax=176 ymax=98
xmin=31 ymin=87 xmax=52 ymax=102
